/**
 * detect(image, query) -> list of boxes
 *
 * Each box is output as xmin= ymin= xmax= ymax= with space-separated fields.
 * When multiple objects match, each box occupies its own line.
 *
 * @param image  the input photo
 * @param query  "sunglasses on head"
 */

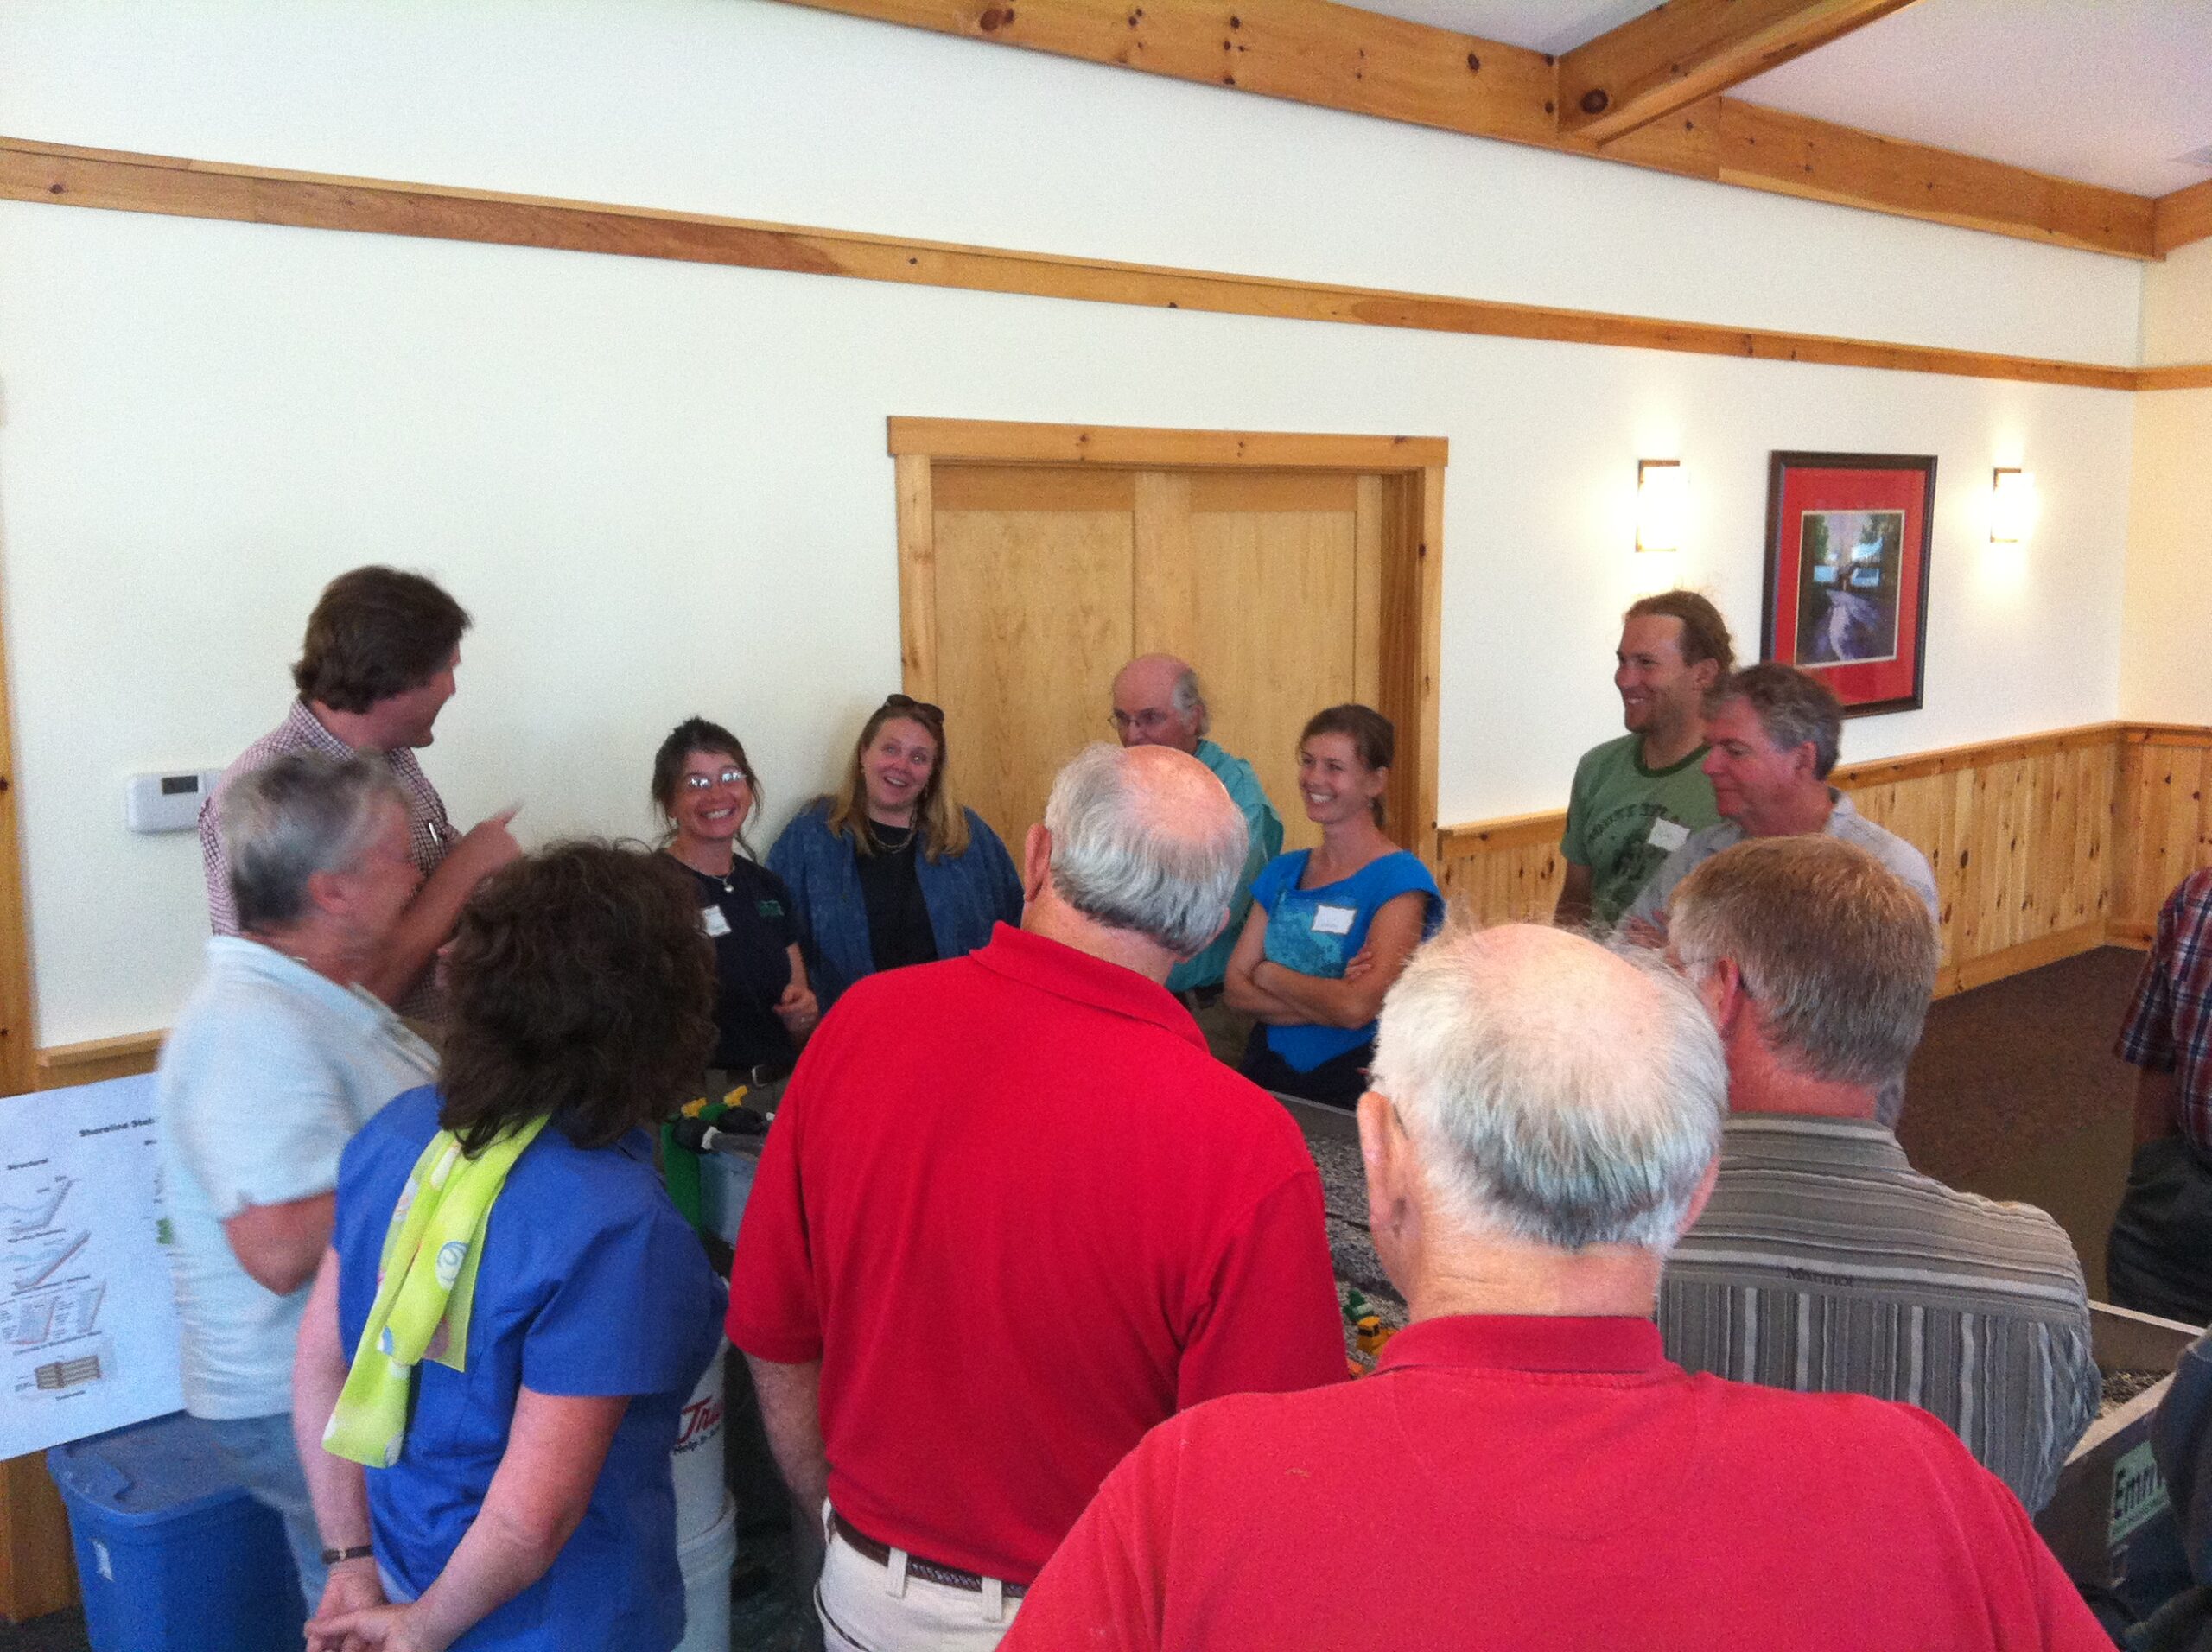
xmin=883 ymin=693 xmax=944 ymax=725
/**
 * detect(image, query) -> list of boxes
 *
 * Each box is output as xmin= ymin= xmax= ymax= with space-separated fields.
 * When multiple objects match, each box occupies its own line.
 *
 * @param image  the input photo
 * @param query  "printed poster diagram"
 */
xmin=0 ymin=1074 xmax=181 ymax=1458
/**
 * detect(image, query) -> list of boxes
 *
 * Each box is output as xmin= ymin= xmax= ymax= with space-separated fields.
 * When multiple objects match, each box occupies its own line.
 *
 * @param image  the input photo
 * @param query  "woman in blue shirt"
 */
xmin=293 ymin=843 xmax=724 ymax=1651
xmin=768 ymin=694 xmax=1023 ymax=1008
xmin=1225 ymin=704 xmax=1442 ymax=1109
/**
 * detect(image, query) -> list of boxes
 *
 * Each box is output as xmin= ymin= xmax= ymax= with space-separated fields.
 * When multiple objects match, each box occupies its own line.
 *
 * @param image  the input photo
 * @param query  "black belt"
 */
xmin=830 ymin=1511 xmax=1027 ymax=1598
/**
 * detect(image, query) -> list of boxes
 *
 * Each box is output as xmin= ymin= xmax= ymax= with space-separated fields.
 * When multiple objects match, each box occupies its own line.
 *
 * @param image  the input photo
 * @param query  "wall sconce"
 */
xmin=1991 ymin=467 xmax=2037 ymax=543
xmin=1636 ymin=460 xmax=1686 ymax=553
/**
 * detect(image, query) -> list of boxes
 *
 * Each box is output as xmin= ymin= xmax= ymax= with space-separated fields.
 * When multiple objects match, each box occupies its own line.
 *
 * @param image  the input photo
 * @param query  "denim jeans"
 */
xmin=201 ymin=1411 xmax=326 ymax=1612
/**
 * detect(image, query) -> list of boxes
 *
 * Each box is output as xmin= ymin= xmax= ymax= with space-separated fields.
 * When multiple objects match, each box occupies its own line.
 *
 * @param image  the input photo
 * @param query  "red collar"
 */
xmin=1375 ymin=1313 xmax=1669 ymax=1377
xmin=968 ymin=924 xmax=1205 ymax=1052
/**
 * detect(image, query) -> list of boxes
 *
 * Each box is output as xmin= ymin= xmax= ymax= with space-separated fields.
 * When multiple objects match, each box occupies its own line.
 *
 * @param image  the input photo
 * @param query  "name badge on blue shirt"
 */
xmin=1311 ymin=904 xmax=1356 ymax=936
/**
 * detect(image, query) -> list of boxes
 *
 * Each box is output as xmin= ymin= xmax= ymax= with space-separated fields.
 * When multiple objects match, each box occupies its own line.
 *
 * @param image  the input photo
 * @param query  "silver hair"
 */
xmin=1708 ymin=662 xmax=1843 ymax=780
xmin=1370 ymin=925 xmax=1726 ymax=1253
xmin=1170 ymin=668 xmax=1211 ymax=740
xmin=218 ymin=751 xmax=407 ymax=932
xmin=1044 ymin=743 xmax=1243 ymax=956
xmin=1669 ymin=836 xmax=1937 ymax=1093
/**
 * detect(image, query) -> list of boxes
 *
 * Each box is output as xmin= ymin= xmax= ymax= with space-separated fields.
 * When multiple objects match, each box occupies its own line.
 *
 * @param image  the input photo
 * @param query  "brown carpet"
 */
xmin=1899 ymin=945 xmax=2147 ymax=1298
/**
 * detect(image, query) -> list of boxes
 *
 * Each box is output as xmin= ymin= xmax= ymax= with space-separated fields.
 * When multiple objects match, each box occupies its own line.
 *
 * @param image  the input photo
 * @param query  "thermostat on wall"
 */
xmin=124 ymin=770 xmax=224 ymax=834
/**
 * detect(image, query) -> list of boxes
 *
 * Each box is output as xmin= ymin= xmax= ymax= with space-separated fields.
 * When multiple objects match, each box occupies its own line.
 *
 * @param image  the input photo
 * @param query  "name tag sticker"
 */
xmin=702 ymin=905 xmax=732 ymax=938
xmin=1647 ymin=818 xmax=1691 ymax=853
xmin=1311 ymin=904 xmax=1356 ymax=936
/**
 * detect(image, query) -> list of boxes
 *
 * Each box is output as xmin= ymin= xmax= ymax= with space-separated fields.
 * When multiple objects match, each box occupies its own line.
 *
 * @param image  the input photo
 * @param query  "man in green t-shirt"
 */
xmin=1555 ymin=592 xmax=1734 ymax=930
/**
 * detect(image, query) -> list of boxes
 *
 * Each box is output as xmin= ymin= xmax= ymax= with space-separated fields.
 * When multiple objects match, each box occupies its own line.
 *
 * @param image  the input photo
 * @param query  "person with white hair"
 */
xmin=1107 ymin=654 xmax=1282 ymax=1009
xmin=729 ymin=742 xmax=1344 ymax=1651
xmin=1001 ymin=924 xmax=2108 ymax=1651
xmin=156 ymin=750 xmax=437 ymax=1615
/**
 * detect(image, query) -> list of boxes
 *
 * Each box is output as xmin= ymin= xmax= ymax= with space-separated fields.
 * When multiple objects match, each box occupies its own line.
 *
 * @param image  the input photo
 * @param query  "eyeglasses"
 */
xmin=883 ymin=693 xmax=944 ymax=726
xmin=1108 ymin=708 xmax=1179 ymax=734
xmin=681 ymin=767 xmax=749 ymax=792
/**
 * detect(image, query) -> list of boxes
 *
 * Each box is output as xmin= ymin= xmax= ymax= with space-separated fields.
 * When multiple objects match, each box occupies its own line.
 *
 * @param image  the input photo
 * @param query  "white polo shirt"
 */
xmin=155 ymin=936 xmax=435 ymax=1419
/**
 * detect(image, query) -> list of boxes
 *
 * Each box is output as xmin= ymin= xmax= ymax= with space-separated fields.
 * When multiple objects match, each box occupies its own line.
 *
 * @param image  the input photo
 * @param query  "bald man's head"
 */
xmin=1043 ymin=743 xmax=1243 ymax=956
xmin=1371 ymin=924 xmax=1726 ymax=1253
xmin=1110 ymin=653 xmax=1205 ymax=753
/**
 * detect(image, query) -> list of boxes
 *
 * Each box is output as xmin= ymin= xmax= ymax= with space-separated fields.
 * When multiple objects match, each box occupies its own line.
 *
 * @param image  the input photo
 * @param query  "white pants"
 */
xmin=815 ymin=1505 xmax=1023 ymax=1652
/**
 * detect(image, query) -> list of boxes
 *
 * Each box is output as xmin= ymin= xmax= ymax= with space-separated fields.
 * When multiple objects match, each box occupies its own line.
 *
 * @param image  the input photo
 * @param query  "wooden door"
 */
xmin=1135 ymin=471 xmax=1379 ymax=852
xmin=895 ymin=421 xmax=1446 ymax=867
xmin=930 ymin=466 xmax=1135 ymax=848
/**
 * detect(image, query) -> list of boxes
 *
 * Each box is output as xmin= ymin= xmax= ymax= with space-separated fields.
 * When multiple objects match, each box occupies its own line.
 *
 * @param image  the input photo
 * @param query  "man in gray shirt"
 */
xmin=1622 ymin=663 xmax=1936 ymax=935
xmin=1657 ymin=835 xmax=2096 ymax=1512
xmin=157 ymin=753 xmax=436 ymax=1611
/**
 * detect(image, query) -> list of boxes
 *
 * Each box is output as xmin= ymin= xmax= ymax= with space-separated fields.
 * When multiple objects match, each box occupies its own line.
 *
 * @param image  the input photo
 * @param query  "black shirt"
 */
xmin=855 ymin=823 xmax=939 ymax=974
xmin=672 ymin=854 xmax=801 ymax=1074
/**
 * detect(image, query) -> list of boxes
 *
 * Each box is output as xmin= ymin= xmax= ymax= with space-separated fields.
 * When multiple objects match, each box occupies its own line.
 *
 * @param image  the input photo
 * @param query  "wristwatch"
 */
xmin=321 ymin=1544 xmax=376 ymax=1566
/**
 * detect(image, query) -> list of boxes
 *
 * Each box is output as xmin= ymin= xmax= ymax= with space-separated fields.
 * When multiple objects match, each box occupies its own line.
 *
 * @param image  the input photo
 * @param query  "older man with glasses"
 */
xmin=156 ymin=751 xmax=439 ymax=1618
xmin=1005 ymin=923 xmax=2107 ymax=1650
xmin=1108 ymin=655 xmax=1281 ymax=1054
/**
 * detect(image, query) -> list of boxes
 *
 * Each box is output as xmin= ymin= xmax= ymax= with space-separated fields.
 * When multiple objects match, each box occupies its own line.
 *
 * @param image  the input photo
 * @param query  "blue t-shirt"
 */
xmin=1251 ymin=849 xmax=1443 ymax=1071
xmin=333 ymin=1088 xmax=725 ymax=1652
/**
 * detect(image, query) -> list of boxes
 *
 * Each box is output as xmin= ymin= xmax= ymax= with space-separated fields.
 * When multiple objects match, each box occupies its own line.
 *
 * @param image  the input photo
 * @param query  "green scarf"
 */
xmin=322 ymin=1116 xmax=550 ymax=1469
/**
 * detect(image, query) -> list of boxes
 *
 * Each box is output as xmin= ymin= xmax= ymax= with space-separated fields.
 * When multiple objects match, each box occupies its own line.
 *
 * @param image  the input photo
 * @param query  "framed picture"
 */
xmin=1761 ymin=451 xmax=1936 ymax=717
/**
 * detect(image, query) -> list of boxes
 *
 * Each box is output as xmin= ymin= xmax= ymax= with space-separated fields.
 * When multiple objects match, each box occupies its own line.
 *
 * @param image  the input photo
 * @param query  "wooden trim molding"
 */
xmin=2138 ymin=365 xmax=2212 ymax=393
xmin=1557 ymin=0 xmax=1914 ymax=145
xmin=33 ymin=1030 xmax=164 ymax=1090
xmin=0 ymin=571 xmax=30 ymax=1100
xmin=889 ymin=417 xmax=1447 ymax=469
xmin=0 ymin=138 xmax=2185 ymax=392
xmin=2155 ymin=177 xmax=2212 ymax=257
xmin=777 ymin=0 xmax=2160 ymax=260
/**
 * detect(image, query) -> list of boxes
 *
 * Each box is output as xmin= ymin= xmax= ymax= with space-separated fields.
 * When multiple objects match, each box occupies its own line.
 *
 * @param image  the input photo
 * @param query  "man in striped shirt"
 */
xmin=1658 ymin=835 xmax=2097 ymax=1511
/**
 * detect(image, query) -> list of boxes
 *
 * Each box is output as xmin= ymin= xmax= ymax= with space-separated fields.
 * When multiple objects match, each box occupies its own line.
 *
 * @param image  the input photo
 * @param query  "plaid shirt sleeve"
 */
xmin=2117 ymin=888 xmax=2186 ymax=1071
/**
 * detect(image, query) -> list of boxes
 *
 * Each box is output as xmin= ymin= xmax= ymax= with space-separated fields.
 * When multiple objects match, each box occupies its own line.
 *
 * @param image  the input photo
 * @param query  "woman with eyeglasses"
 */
xmin=652 ymin=718 xmax=817 ymax=1090
xmin=767 ymin=694 xmax=1023 ymax=1009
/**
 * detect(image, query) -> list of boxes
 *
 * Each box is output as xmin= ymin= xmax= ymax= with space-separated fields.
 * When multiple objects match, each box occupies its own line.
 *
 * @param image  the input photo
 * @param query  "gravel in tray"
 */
xmin=2100 ymin=1367 xmax=2167 ymax=1416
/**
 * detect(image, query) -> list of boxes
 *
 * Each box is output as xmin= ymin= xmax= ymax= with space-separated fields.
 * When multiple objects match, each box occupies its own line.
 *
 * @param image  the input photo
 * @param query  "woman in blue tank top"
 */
xmin=1224 ymin=704 xmax=1442 ymax=1109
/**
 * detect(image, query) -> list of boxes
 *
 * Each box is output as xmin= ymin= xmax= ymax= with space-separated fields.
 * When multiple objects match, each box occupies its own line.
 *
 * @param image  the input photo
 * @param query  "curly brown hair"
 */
xmin=438 ymin=841 xmax=715 ymax=1154
xmin=292 ymin=566 xmax=471 ymax=715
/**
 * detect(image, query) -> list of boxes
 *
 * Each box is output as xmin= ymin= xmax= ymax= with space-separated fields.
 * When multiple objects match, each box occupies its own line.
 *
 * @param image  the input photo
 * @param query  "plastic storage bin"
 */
xmin=47 ymin=1410 xmax=308 ymax=1652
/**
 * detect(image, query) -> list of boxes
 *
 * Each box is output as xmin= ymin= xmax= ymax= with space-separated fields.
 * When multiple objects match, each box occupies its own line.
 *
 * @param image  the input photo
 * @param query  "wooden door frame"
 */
xmin=888 ymin=417 xmax=1447 ymax=866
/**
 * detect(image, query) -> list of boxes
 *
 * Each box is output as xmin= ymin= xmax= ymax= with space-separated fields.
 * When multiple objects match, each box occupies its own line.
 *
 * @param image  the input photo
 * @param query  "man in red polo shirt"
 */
xmin=1004 ymin=924 xmax=2109 ymax=1652
xmin=728 ymin=741 xmax=1344 ymax=1650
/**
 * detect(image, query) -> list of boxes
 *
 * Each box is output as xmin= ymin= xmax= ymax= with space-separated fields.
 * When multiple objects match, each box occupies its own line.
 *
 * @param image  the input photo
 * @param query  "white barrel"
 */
xmin=674 ymin=1494 xmax=737 ymax=1652
xmin=671 ymin=1353 xmax=728 ymax=1543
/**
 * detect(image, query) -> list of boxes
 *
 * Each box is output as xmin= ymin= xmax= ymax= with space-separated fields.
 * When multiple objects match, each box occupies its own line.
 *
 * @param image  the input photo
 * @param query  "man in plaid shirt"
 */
xmin=200 ymin=567 xmax=519 ymax=1026
xmin=2113 ymin=867 xmax=2212 ymax=1323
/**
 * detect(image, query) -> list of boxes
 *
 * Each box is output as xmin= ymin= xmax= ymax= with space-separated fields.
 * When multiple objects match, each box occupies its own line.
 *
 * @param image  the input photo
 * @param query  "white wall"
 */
xmin=0 ymin=1 xmax=2145 ymax=1045
xmin=2121 ymin=238 xmax=2212 ymax=722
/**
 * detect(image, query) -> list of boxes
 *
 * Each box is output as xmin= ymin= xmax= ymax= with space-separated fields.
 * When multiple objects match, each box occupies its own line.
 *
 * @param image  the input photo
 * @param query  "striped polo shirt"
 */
xmin=1659 ymin=1112 xmax=2097 ymax=1512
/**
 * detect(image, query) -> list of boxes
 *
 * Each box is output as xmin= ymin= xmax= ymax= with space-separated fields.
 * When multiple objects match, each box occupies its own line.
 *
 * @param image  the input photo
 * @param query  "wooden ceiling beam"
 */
xmin=1556 ymin=0 xmax=1916 ymax=145
xmin=1605 ymin=95 xmax=2158 ymax=257
xmin=784 ymin=0 xmax=1560 ymax=147
xmin=774 ymin=0 xmax=2158 ymax=259
xmin=2155 ymin=177 xmax=2212 ymax=257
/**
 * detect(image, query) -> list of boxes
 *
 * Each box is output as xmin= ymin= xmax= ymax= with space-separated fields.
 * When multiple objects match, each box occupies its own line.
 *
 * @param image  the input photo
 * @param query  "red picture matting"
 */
xmin=1761 ymin=451 xmax=1936 ymax=717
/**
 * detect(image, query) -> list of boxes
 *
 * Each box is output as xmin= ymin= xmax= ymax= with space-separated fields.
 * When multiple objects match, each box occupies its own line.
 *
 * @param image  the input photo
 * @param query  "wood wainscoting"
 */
xmin=1435 ymin=721 xmax=2212 ymax=1000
